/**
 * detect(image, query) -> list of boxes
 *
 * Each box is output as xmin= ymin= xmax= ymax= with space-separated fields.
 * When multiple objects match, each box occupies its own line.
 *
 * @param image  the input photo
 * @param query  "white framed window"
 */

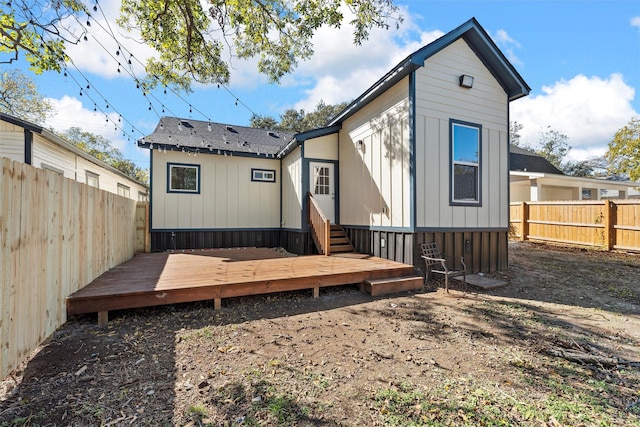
xmin=41 ymin=163 xmax=64 ymax=176
xmin=86 ymin=171 xmax=99 ymax=188
xmin=168 ymin=163 xmax=200 ymax=193
xmin=251 ymin=168 xmax=276 ymax=183
xmin=138 ymin=191 xmax=148 ymax=202
xmin=117 ymin=183 xmax=131 ymax=198
xmin=450 ymin=120 xmax=481 ymax=205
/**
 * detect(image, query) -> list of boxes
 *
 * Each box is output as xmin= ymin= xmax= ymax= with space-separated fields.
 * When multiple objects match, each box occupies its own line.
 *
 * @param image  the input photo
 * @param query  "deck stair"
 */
xmin=361 ymin=275 xmax=424 ymax=296
xmin=329 ymin=225 xmax=356 ymax=254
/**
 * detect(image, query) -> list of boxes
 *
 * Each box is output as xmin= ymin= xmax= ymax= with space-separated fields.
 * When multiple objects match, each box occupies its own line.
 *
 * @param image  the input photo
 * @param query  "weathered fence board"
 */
xmin=1 ymin=157 xmax=140 ymax=379
xmin=510 ymin=200 xmax=640 ymax=252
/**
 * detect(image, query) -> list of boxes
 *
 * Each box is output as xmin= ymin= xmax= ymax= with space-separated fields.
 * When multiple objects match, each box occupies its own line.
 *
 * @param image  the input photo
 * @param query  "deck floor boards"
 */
xmin=66 ymin=248 xmax=417 ymax=316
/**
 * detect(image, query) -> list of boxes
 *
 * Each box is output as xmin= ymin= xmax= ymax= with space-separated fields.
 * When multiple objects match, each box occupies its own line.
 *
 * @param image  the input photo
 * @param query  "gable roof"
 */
xmin=509 ymin=145 xmax=564 ymax=175
xmin=140 ymin=117 xmax=295 ymax=157
xmin=328 ymin=17 xmax=530 ymax=126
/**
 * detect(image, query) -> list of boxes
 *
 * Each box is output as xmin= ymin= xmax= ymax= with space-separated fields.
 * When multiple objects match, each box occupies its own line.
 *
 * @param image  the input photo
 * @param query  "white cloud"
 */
xmin=510 ymin=74 xmax=637 ymax=161
xmin=631 ymin=16 xmax=640 ymax=28
xmin=290 ymin=8 xmax=443 ymax=111
xmin=492 ymin=29 xmax=522 ymax=66
xmin=45 ymin=95 xmax=128 ymax=151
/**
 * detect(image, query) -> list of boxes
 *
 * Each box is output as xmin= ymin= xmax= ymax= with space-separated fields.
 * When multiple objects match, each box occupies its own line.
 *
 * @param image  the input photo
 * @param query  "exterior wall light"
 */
xmin=459 ymin=74 xmax=474 ymax=88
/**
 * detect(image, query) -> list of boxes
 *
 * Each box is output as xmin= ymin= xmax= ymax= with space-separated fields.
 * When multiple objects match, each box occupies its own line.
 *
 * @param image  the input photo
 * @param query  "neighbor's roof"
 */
xmin=140 ymin=117 xmax=295 ymax=157
xmin=328 ymin=17 xmax=531 ymax=126
xmin=509 ymin=145 xmax=564 ymax=175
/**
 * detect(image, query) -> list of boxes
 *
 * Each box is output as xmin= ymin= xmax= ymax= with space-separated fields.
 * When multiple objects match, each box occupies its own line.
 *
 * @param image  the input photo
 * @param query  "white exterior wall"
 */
xmin=415 ymin=38 xmax=510 ymax=229
xmin=304 ymin=134 xmax=338 ymax=160
xmin=32 ymin=134 xmax=79 ymax=179
xmin=151 ymin=150 xmax=281 ymax=229
xmin=0 ymin=121 xmax=25 ymax=162
xmin=281 ymin=147 xmax=303 ymax=229
xmin=338 ymin=78 xmax=412 ymax=228
xmin=1 ymin=120 xmax=146 ymax=201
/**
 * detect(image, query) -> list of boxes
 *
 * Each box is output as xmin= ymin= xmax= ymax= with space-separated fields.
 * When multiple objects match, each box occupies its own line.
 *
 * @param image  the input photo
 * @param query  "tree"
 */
xmin=3 ymin=0 xmax=402 ymax=91
xmin=509 ymin=121 xmax=524 ymax=147
xmin=62 ymin=127 xmax=149 ymax=184
xmin=606 ymin=117 xmax=640 ymax=181
xmin=535 ymin=126 xmax=570 ymax=170
xmin=0 ymin=69 xmax=55 ymax=124
xmin=251 ymin=100 xmax=349 ymax=132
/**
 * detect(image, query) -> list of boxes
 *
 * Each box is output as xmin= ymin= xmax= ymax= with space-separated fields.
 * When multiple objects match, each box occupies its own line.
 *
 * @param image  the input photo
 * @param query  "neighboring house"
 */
xmin=509 ymin=145 xmax=636 ymax=202
xmin=0 ymin=112 xmax=148 ymax=201
xmin=141 ymin=18 xmax=530 ymax=273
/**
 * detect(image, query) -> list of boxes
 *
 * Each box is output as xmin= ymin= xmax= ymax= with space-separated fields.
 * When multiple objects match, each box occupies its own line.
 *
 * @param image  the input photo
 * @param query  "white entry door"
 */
xmin=310 ymin=162 xmax=335 ymax=223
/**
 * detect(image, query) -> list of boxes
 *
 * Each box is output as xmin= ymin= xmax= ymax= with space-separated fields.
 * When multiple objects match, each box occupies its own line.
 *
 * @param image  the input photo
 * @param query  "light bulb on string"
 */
xmin=207 ymin=122 xmax=212 ymax=131
xmin=178 ymin=122 xmax=182 ymax=131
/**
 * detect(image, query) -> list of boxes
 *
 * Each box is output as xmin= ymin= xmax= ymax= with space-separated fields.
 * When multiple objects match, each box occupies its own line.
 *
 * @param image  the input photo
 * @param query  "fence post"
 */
xmin=520 ymin=201 xmax=529 ymax=241
xmin=602 ymin=200 xmax=613 ymax=251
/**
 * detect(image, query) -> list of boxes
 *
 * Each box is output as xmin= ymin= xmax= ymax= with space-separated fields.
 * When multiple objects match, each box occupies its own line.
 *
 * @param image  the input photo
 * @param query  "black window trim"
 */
xmin=449 ymin=119 xmax=482 ymax=207
xmin=167 ymin=162 xmax=201 ymax=194
xmin=251 ymin=168 xmax=276 ymax=183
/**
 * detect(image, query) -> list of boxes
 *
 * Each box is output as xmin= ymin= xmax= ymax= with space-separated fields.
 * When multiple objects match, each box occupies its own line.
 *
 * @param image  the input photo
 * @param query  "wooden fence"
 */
xmin=510 ymin=200 xmax=640 ymax=252
xmin=1 ymin=158 xmax=139 ymax=380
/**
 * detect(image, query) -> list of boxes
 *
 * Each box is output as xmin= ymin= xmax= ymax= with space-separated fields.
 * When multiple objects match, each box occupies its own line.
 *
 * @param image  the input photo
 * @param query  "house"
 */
xmin=509 ymin=145 xmax=636 ymax=201
xmin=140 ymin=18 xmax=530 ymax=273
xmin=0 ymin=112 xmax=148 ymax=201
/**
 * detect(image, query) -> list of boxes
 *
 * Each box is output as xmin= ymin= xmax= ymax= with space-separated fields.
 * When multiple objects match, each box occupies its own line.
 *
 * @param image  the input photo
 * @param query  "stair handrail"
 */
xmin=308 ymin=192 xmax=331 ymax=255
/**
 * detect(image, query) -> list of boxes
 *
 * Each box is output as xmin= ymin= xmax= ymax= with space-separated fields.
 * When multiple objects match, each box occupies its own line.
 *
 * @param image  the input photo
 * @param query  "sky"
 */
xmin=8 ymin=1 xmax=640 ymax=170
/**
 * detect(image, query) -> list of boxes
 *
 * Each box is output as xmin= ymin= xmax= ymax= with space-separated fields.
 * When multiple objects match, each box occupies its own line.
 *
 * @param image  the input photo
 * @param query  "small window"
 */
xmin=168 ymin=163 xmax=200 ymax=193
xmin=86 ymin=171 xmax=99 ymax=188
xmin=450 ymin=120 xmax=481 ymax=205
xmin=117 ymin=183 xmax=131 ymax=198
xmin=138 ymin=191 xmax=148 ymax=202
xmin=251 ymin=168 xmax=276 ymax=183
xmin=41 ymin=163 xmax=64 ymax=176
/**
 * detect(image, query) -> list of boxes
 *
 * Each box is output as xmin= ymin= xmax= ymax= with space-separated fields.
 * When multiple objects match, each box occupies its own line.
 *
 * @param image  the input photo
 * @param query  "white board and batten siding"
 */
xmin=281 ymin=146 xmax=303 ymax=229
xmin=415 ymin=38 xmax=510 ymax=230
xmin=304 ymin=134 xmax=339 ymax=161
xmin=339 ymin=77 xmax=412 ymax=229
xmin=152 ymin=151 xmax=281 ymax=229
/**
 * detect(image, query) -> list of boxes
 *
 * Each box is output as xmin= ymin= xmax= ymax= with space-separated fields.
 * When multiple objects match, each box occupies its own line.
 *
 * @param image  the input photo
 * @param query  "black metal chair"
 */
xmin=420 ymin=243 xmax=466 ymax=292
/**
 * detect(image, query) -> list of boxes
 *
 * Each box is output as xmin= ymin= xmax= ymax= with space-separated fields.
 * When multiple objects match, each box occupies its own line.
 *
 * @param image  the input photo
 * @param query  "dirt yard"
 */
xmin=1 ymin=241 xmax=640 ymax=426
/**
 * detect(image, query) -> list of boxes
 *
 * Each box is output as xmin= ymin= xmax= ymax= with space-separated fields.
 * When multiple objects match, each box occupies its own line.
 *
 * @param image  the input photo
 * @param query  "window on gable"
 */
xmin=251 ymin=168 xmax=276 ymax=182
xmin=450 ymin=120 xmax=481 ymax=205
xmin=168 ymin=163 xmax=200 ymax=193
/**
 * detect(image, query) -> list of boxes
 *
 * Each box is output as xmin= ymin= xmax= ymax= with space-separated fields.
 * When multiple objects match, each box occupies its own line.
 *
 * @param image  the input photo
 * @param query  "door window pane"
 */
xmin=314 ymin=166 xmax=330 ymax=195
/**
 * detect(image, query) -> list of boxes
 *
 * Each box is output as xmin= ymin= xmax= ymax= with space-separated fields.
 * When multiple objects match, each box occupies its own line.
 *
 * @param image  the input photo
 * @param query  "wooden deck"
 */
xmin=66 ymin=248 xmax=418 ymax=323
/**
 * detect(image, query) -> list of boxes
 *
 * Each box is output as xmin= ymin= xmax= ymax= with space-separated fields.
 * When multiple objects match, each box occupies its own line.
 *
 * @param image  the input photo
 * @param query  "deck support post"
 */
xmin=97 ymin=311 xmax=108 ymax=326
xmin=214 ymin=298 xmax=222 ymax=310
xmin=312 ymin=287 xmax=319 ymax=299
